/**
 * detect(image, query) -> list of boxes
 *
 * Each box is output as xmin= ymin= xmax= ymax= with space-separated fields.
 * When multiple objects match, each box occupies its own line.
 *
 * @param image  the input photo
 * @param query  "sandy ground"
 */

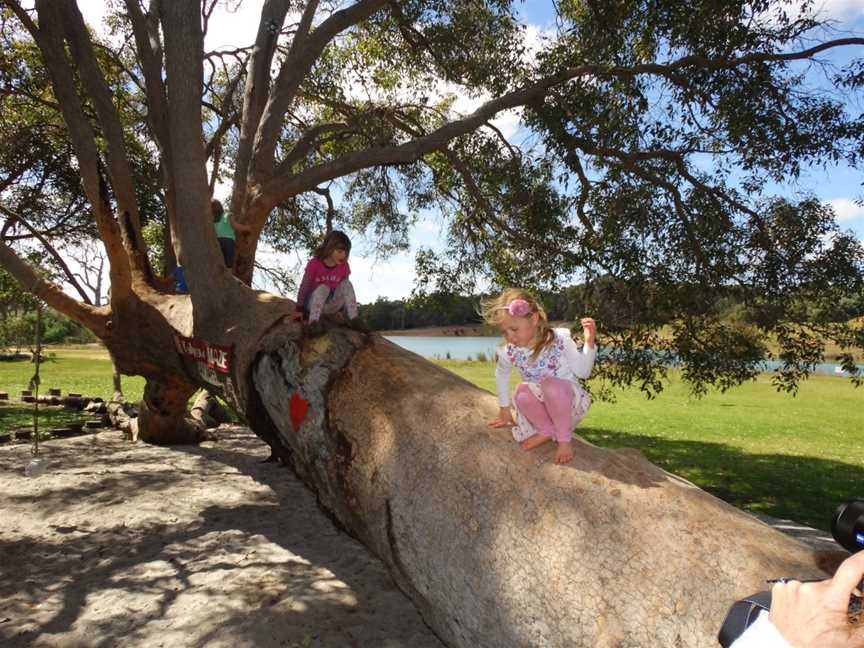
xmin=0 ymin=427 xmax=443 ymax=648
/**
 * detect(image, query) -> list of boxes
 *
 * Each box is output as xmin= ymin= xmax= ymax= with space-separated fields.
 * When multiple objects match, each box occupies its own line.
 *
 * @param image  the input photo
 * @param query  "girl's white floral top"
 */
xmin=495 ymin=327 xmax=596 ymax=406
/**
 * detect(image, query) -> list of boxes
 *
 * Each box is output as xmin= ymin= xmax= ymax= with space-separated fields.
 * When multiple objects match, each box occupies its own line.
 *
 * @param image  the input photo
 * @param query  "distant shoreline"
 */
xmin=378 ymin=324 xmax=491 ymax=337
xmin=377 ymin=321 xmax=574 ymax=337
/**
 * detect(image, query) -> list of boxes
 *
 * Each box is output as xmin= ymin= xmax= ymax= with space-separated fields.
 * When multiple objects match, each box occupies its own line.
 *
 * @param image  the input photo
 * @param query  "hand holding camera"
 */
xmin=721 ymin=499 xmax=864 ymax=647
xmin=765 ymin=552 xmax=864 ymax=648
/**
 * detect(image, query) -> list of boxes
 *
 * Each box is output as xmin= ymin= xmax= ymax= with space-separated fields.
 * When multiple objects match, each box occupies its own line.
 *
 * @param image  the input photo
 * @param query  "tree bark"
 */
xmin=137 ymin=377 xmax=205 ymax=445
xmin=253 ymin=332 xmax=838 ymax=648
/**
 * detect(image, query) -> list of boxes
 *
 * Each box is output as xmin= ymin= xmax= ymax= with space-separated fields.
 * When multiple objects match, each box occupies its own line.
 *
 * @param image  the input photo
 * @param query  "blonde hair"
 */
xmin=481 ymin=288 xmax=554 ymax=359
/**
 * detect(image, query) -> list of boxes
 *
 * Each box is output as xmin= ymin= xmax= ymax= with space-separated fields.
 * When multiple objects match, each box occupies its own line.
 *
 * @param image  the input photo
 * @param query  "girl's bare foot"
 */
xmin=520 ymin=434 xmax=552 ymax=451
xmin=554 ymin=441 xmax=574 ymax=464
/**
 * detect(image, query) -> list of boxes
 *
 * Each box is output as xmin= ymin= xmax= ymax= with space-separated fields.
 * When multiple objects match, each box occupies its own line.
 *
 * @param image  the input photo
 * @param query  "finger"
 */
xmin=849 ymin=624 xmax=864 ymax=648
xmin=769 ymin=581 xmax=798 ymax=611
xmin=827 ymin=551 xmax=864 ymax=603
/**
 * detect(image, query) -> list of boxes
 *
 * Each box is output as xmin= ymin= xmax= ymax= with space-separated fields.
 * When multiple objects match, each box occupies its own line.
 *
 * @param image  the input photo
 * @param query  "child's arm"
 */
xmin=229 ymin=212 xmax=253 ymax=234
xmin=581 ymin=317 xmax=596 ymax=349
xmin=294 ymin=261 xmax=316 ymax=316
xmin=488 ymin=350 xmax=515 ymax=427
xmin=563 ymin=318 xmax=597 ymax=378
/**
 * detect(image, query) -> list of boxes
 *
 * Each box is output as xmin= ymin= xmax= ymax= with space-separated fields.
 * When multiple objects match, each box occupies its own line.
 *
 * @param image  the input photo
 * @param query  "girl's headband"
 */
xmin=499 ymin=298 xmax=532 ymax=317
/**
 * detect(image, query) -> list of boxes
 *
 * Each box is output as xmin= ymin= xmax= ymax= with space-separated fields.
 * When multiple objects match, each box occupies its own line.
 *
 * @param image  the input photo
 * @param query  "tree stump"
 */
xmin=0 ymin=392 xmax=8 ymax=400
xmin=48 ymin=388 xmax=61 ymax=396
xmin=63 ymin=397 xmax=84 ymax=410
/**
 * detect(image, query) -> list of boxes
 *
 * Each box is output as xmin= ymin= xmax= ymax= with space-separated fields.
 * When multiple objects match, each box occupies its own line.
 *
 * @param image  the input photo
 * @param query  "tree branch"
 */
xmin=257 ymin=36 xmax=864 ymax=209
xmin=0 ymin=206 xmax=93 ymax=304
xmin=124 ymin=0 xmax=172 ymax=159
xmin=312 ymin=185 xmax=336 ymax=233
xmin=13 ymin=0 xmax=134 ymax=298
xmin=229 ymin=0 xmax=293 ymax=223
xmin=159 ymin=0 xmax=229 ymax=293
xmin=0 ymin=241 xmax=108 ymax=336
xmin=56 ymin=0 xmax=150 ymax=268
xmin=251 ymin=0 xmax=389 ymax=177
xmin=274 ymin=121 xmax=353 ymax=176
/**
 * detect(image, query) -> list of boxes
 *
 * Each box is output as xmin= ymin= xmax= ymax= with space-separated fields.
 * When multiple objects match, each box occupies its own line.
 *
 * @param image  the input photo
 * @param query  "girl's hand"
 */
xmin=488 ymin=407 xmax=515 ymax=428
xmin=580 ymin=317 xmax=596 ymax=349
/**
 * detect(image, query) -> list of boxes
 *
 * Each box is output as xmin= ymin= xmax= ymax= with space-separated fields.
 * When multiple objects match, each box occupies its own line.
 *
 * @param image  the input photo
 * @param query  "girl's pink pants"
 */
xmin=513 ymin=377 xmax=575 ymax=443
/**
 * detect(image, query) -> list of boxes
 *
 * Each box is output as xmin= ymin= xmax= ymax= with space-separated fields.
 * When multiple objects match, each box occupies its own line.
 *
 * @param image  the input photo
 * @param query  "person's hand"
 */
xmin=487 ymin=407 xmax=515 ymax=428
xmin=580 ymin=317 xmax=596 ymax=349
xmin=291 ymin=311 xmax=304 ymax=322
xmin=768 ymin=551 xmax=864 ymax=648
xmin=229 ymin=214 xmax=253 ymax=234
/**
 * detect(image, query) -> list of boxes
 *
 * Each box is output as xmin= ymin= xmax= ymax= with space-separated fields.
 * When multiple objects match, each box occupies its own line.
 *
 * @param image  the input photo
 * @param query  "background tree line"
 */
xmin=361 ymin=278 xmax=864 ymax=333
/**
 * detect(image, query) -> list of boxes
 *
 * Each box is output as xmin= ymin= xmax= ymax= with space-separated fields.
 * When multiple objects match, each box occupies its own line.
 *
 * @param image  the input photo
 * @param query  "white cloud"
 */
xmin=202 ymin=3 xmax=269 ymax=52
xmin=759 ymin=0 xmax=863 ymax=29
xmin=814 ymin=0 xmax=864 ymax=20
xmin=76 ymin=1 xmax=108 ymax=31
xmin=76 ymin=1 xmax=264 ymax=50
xmin=345 ymin=251 xmax=417 ymax=303
xmin=828 ymin=198 xmax=864 ymax=222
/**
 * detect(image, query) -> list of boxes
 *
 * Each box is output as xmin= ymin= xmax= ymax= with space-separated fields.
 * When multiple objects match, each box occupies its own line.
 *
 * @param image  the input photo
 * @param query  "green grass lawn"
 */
xmin=435 ymin=359 xmax=863 ymax=531
xmin=0 ymin=346 xmax=146 ymax=402
xmin=0 ymin=403 xmax=91 ymax=434
xmin=0 ymin=346 xmax=145 ymax=435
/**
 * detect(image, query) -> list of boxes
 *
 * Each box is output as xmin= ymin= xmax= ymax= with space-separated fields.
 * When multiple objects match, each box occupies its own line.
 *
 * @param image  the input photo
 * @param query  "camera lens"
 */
xmin=832 ymin=499 xmax=864 ymax=554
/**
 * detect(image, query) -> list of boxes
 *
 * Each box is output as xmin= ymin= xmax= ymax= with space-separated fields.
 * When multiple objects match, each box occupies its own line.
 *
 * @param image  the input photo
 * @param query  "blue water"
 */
xmin=383 ymin=336 xmax=502 ymax=361
xmin=383 ymin=335 xmax=864 ymax=377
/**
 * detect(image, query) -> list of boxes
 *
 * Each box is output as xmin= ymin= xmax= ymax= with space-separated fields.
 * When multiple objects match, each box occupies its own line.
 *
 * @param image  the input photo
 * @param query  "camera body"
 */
xmin=717 ymin=499 xmax=864 ymax=647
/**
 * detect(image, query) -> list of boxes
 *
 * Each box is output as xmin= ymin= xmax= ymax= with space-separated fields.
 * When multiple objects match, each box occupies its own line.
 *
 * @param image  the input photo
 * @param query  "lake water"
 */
xmin=383 ymin=335 xmax=864 ymax=377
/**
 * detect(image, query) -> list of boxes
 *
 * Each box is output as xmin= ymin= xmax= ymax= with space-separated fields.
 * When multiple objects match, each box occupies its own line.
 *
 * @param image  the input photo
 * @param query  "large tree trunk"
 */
xmin=137 ymin=377 xmax=205 ymax=444
xmin=253 ymin=332 xmax=838 ymax=648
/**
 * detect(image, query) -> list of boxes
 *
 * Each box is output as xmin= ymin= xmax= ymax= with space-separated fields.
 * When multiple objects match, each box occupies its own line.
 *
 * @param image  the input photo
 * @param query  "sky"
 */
xmin=72 ymin=0 xmax=864 ymax=303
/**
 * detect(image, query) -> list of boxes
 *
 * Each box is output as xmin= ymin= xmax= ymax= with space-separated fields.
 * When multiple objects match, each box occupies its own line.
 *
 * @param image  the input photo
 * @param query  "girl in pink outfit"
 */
xmin=483 ymin=288 xmax=597 ymax=465
xmin=295 ymin=231 xmax=365 ymax=334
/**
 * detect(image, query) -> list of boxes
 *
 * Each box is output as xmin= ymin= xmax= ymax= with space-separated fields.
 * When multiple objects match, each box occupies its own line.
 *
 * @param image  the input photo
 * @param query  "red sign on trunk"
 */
xmin=173 ymin=334 xmax=231 ymax=374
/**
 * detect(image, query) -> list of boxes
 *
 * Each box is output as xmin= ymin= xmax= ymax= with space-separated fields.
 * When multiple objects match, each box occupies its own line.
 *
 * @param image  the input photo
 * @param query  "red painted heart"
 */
xmin=289 ymin=392 xmax=309 ymax=431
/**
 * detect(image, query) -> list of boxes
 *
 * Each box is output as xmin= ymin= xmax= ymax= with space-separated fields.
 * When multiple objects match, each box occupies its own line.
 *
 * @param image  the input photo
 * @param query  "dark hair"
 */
xmin=211 ymin=199 xmax=224 ymax=223
xmin=314 ymin=230 xmax=352 ymax=260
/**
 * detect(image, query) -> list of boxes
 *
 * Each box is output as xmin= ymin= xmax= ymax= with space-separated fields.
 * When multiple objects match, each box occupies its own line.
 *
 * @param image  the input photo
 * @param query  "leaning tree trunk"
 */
xmin=253 ymin=331 xmax=838 ymax=648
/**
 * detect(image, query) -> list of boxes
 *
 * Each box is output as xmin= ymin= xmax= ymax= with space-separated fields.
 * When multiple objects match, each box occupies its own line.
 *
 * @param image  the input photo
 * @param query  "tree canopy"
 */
xmin=0 ymin=0 xmax=861 ymax=398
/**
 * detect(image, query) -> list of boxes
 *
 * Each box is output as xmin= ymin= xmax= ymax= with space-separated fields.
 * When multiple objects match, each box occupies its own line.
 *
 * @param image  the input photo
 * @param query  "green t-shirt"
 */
xmin=214 ymin=212 xmax=234 ymax=240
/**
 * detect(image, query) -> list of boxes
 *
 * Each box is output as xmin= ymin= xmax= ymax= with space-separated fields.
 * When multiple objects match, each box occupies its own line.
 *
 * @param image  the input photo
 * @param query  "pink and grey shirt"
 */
xmin=295 ymin=257 xmax=351 ymax=313
xmin=495 ymin=328 xmax=596 ymax=406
